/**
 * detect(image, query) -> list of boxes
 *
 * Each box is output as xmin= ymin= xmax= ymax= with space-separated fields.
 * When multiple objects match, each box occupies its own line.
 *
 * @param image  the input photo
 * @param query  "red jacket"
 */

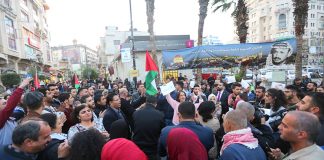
xmin=0 ymin=88 xmax=24 ymax=128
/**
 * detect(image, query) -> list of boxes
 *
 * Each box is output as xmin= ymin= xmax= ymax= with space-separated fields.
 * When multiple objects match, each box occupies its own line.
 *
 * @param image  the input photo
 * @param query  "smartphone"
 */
xmin=265 ymin=142 xmax=272 ymax=152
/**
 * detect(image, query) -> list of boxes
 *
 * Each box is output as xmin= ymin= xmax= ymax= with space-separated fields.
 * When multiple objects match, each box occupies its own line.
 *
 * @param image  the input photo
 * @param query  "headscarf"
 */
xmin=167 ymin=128 xmax=208 ymax=160
xmin=109 ymin=119 xmax=130 ymax=140
xmin=101 ymin=138 xmax=147 ymax=160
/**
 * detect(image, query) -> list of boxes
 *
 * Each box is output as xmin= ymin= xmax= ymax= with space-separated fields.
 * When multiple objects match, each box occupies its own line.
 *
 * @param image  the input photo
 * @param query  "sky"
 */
xmin=46 ymin=0 xmax=236 ymax=49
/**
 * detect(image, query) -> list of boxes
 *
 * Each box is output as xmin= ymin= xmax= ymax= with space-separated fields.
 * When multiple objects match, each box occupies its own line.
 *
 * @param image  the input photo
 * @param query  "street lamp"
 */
xmin=129 ymin=0 xmax=137 ymax=88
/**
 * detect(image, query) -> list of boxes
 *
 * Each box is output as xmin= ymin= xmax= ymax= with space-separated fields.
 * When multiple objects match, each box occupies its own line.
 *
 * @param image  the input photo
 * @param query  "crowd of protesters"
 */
xmin=0 ymin=74 xmax=324 ymax=160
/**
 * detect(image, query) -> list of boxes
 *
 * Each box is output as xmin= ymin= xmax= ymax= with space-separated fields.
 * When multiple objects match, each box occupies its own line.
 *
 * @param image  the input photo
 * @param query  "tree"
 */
xmin=82 ymin=67 xmax=98 ymax=80
xmin=293 ymin=0 xmax=308 ymax=78
xmin=212 ymin=0 xmax=249 ymax=81
xmin=198 ymin=0 xmax=210 ymax=46
xmin=196 ymin=0 xmax=210 ymax=83
xmin=0 ymin=73 xmax=21 ymax=88
xmin=145 ymin=0 xmax=160 ymax=83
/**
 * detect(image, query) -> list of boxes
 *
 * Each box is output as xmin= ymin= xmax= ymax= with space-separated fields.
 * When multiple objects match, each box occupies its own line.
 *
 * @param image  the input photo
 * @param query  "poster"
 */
xmin=162 ymin=38 xmax=296 ymax=70
xmin=121 ymin=48 xmax=131 ymax=63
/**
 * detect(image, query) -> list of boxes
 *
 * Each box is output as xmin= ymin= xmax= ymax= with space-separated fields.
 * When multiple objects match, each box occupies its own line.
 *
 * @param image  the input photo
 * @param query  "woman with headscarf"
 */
xmin=167 ymin=128 xmax=208 ymax=160
xmin=101 ymin=138 xmax=147 ymax=160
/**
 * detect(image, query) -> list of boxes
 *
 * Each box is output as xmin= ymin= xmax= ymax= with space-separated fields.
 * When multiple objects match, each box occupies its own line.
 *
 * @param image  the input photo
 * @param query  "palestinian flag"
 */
xmin=34 ymin=72 xmax=40 ymax=89
xmin=145 ymin=51 xmax=158 ymax=95
xmin=73 ymin=73 xmax=80 ymax=89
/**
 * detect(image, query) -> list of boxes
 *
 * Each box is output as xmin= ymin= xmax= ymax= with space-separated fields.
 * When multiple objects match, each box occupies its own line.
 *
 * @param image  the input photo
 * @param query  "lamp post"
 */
xmin=129 ymin=0 xmax=137 ymax=88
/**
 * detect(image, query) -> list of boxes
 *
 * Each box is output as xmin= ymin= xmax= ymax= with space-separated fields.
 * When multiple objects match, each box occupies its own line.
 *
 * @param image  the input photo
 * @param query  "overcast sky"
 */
xmin=47 ymin=0 xmax=236 ymax=49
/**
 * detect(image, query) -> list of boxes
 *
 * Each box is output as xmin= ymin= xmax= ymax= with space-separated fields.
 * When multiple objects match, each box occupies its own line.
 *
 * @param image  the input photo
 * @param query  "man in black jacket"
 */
xmin=103 ymin=93 xmax=127 ymax=133
xmin=133 ymin=94 xmax=165 ymax=160
xmin=119 ymin=88 xmax=145 ymax=131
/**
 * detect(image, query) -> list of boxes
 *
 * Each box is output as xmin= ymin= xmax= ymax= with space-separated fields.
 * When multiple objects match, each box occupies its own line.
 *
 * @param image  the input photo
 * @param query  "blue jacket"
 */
xmin=158 ymin=121 xmax=214 ymax=157
xmin=220 ymin=144 xmax=266 ymax=160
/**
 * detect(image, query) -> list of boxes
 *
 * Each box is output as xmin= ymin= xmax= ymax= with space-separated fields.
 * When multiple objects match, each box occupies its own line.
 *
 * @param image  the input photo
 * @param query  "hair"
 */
xmin=109 ymin=119 xmax=130 ymax=140
xmin=193 ymin=84 xmax=200 ymax=88
xmin=70 ymin=129 xmax=106 ymax=160
xmin=71 ymin=104 xmax=92 ymax=123
xmin=175 ymin=81 xmax=184 ymax=89
xmin=231 ymin=82 xmax=242 ymax=90
xmin=47 ymin=84 xmax=57 ymax=90
xmin=68 ymin=87 xmax=76 ymax=92
xmin=146 ymin=94 xmax=157 ymax=105
xmin=23 ymin=92 xmax=44 ymax=111
xmin=238 ymin=93 xmax=248 ymax=102
xmin=40 ymin=113 xmax=57 ymax=129
xmin=225 ymin=110 xmax=247 ymax=129
xmin=285 ymin=85 xmax=298 ymax=92
xmin=208 ymin=94 xmax=216 ymax=101
xmin=308 ymin=92 xmax=324 ymax=116
xmin=58 ymin=92 xmax=70 ymax=103
xmin=176 ymin=91 xmax=186 ymax=102
xmin=77 ymin=87 xmax=88 ymax=95
xmin=178 ymin=102 xmax=196 ymax=119
xmin=256 ymin=86 xmax=266 ymax=93
xmin=107 ymin=93 xmax=118 ymax=103
xmin=119 ymin=88 xmax=128 ymax=95
xmin=198 ymin=101 xmax=216 ymax=122
xmin=80 ymin=95 xmax=91 ymax=104
xmin=12 ymin=120 xmax=45 ymax=145
xmin=94 ymin=93 xmax=104 ymax=104
xmin=308 ymin=82 xmax=318 ymax=88
xmin=236 ymin=102 xmax=255 ymax=121
xmin=288 ymin=111 xmax=321 ymax=142
xmin=266 ymin=88 xmax=287 ymax=111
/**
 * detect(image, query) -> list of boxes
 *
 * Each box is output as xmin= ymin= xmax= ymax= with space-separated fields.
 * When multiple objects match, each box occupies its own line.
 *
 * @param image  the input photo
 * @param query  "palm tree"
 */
xmin=292 ymin=0 xmax=308 ymax=79
xmin=197 ymin=0 xmax=210 ymax=83
xmin=198 ymin=0 xmax=210 ymax=46
xmin=212 ymin=0 xmax=249 ymax=80
xmin=145 ymin=0 xmax=160 ymax=83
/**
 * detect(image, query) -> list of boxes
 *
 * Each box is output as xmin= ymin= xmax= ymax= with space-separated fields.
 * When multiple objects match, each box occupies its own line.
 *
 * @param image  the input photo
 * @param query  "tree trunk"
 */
xmin=145 ymin=0 xmax=160 ymax=84
xmin=197 ymin=0 xmax=209 ymax=84
xmin=295 ymin=35 xmax=303 ymax=78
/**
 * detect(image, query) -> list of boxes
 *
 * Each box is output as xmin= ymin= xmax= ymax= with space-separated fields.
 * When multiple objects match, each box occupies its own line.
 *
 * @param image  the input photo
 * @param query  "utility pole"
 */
xmin=129 ymin=0 xmax=137 ymax=88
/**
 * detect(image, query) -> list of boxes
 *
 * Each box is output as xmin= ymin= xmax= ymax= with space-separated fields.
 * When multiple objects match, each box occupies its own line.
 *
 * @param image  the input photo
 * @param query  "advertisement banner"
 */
xmin=162 ymin=38 xmax=296 ymax=70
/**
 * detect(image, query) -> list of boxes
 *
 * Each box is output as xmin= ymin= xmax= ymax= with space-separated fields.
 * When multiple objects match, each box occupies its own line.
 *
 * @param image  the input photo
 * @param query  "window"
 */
xmin=268 ymin=25 xmax=272 ymax=30
xmin=4 ymin=0 xmax=11 ymax=8
xmin=21 ymin=11 xmax=29 ymax=22
xmin=278 ymin=14 xmax=287 ymax=29
xmin=32 ymin=4 xmax=38 ymax=16
xmin=264 ymin=27 xmax=266 ymax=31
xmin=34 ymin=21 xmax=39 ymax=29
xmin=311 ymin=23 xmax=315 ymax=27
xmin=318 ymin=5 xmax=321 ymax=10
xmin=311 ymin=14 xmax=315 ymax=18
xmin=4 ymin=17 xmax=16 ymax=50
xmin=311 ymin=5 xmax=315 ymax=9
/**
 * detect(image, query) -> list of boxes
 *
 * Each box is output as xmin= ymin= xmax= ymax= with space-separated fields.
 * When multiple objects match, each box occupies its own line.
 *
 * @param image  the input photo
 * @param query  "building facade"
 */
xmin=110 ymin=35 xmax=191 ymax=81
xmin=51 ymin=42 xmax=99 ymax=78
xmin=0 ymin=0 xmax=52 ymax=75
xmin=98 ymin=26 xmax=148 ymax=68
xmin=246 ymin=0 xmax=324 ymax=66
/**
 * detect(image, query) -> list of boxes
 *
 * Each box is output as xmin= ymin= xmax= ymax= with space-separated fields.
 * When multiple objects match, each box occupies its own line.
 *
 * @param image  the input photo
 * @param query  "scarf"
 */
xmin=220 ymin=128 xmax=258 ymax=155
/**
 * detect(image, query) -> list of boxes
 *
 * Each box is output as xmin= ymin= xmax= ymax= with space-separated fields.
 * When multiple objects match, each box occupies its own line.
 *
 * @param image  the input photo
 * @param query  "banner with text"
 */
xmin=162 ymin=38 xmax=296 ymax=70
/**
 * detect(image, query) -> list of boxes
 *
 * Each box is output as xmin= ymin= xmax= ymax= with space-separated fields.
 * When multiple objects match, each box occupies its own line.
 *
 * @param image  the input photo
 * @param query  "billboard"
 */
xmin=162 ymin=38 xmax=296 ymax=70
xmin=62 ymin=48 xmax=81 ymax=64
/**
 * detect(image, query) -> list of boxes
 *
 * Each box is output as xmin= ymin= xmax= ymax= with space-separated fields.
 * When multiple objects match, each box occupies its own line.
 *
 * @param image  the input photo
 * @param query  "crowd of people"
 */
xmin=0 ymin=75 xmax=324 ymax=160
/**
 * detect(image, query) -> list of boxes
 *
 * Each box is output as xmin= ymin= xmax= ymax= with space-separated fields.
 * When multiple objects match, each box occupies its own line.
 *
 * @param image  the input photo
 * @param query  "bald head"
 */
xmin=224 ymin=110 xmax=247 ymax=132
xmin=287 ymin=111 xmax=320 ymax=142
xmin=236 ymin=102 xmax=255 ymax=121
